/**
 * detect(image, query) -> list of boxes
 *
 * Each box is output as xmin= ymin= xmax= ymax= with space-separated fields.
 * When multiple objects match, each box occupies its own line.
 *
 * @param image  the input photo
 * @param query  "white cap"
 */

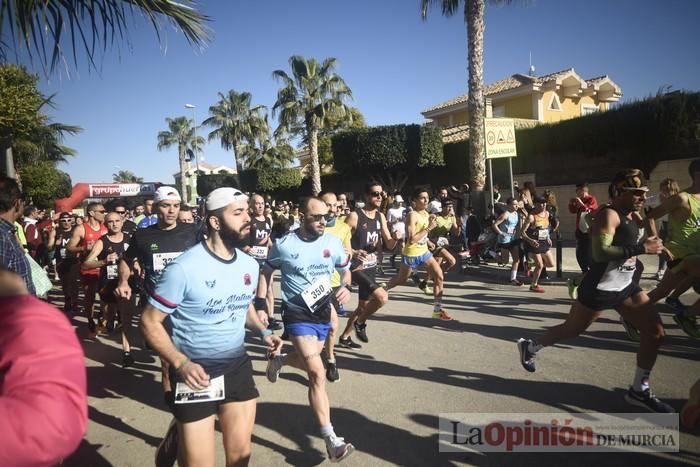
xmin=153 ymin=186 xmax=181 ymax=204
xmin=206 ymin=187 xmax=248 ymax=210
xmin=394 ymin=194 xmax=404 ymax=203
xmin=427 ymin=200 xmax=442 ymax=214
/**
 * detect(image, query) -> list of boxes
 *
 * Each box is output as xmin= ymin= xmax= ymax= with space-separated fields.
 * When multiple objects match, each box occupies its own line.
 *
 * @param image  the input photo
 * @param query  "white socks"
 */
xmin=633 ymin=367 xmax=650 ymax=392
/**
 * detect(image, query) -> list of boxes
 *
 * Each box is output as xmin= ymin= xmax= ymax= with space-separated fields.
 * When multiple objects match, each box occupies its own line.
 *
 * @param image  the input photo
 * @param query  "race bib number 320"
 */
xmin=301 ymin=278 xmax=332 ymax=313
xmin=153 ymin=252 xmax=182 ymax=272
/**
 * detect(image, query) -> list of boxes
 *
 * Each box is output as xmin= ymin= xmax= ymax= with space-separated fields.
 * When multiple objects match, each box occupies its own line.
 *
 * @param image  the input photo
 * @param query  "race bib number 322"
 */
xmin=153 ymin=252 xmax=182 ymax=272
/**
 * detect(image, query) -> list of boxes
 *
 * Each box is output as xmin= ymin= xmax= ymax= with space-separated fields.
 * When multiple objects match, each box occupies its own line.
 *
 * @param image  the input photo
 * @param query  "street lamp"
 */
xmin=184 ymin=104 xmax=199 ymax=205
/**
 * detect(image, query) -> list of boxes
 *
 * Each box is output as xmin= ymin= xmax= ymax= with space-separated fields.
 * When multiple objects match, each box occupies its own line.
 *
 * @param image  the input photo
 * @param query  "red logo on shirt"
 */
xmin=323 ymin=249 xmax=331 ymax=258
xmin=243 ymin=273 xmax=251 ymax=286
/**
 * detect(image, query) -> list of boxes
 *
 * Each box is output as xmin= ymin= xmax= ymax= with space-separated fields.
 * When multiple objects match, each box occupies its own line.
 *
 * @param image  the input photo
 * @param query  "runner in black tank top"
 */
xmin=54 ymin=213 xmax=79 ymax=313
xmin=338 ymin=182 xmax=396 ymax=349
xmin=516 ymin=169 xmax=674 ymax=414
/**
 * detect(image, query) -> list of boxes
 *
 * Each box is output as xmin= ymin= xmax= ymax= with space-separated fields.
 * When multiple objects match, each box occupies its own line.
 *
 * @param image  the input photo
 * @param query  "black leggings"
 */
xmin=575 ymin=231 xmax=592 ymax=273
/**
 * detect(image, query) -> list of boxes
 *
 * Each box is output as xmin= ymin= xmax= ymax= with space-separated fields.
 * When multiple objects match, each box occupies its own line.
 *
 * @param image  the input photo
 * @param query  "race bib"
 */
xmin=537 ymin=229 xmax=550 ymax=241
xmin=362 ymin=253 xmax=377 ymax=269
xmin=619 ymin=257 xmax=637 ymax=272
xmin=106 ymin=264 xmax=118 ymax=280
xmin=417 ymin=235 xmax=429 ymax=246
xmin=250 ymin=245 xmax=268 ymax=260
xmin=59 ymin=248 xmax=67 ymax=259
xmin=301 ymin=277 xmax=332 ymax=313
xmin=436 ymin=237 xmax=449 ymax=247
xmin=174 ymin=375 xmax=225 ymax=404
xmin=153 ymin=252 xmax=182 ymax=272
xmin=506 ymin=227 xmax=515 ymax=235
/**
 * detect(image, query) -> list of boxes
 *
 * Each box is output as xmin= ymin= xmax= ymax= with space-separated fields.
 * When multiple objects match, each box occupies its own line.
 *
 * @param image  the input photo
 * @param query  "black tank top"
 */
xmin=98 ymin=233 xmax=130 ymax=285
xmin=249 ymin=217 xmax=272 ymax=246
xmin=351 ymin=208 xmax=383 ymax=253
xmin=55 ymin=229 xmax=75 ymax=262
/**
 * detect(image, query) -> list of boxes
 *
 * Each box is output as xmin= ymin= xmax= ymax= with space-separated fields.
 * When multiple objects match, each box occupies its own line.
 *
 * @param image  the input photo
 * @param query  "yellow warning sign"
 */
xmin=485 ymin=118 xmax=517 ymax=159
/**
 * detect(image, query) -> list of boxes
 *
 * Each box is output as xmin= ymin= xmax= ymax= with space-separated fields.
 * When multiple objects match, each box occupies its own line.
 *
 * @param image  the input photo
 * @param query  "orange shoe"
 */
xmin=530 ymin=284 xmax=545 ymax=293
xmin=432 ymin=309 xmax=454 ymax=321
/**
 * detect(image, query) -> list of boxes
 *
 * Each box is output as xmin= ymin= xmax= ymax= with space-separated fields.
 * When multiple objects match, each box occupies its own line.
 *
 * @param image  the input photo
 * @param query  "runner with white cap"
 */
xmin=142 ymin=187 xmax=282 ymax=467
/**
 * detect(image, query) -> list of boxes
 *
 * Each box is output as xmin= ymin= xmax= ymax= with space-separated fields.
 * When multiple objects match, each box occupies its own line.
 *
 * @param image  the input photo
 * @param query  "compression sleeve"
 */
xmin=591 ymin=233 xmax=645 ymax=262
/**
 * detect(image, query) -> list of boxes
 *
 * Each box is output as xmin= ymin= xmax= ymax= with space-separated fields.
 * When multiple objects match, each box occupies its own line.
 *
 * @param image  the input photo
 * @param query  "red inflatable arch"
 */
xmin=55 ymin=182 xmax=162 ymax=212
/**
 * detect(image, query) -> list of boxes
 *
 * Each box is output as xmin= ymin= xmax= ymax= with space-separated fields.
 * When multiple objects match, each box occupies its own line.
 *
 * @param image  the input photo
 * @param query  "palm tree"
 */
xmin=157 ymin=116 xmax=204 ymax=199
xmin=0 ymin=0 xmax=211 ymax=74
xmin=243 ymin=137 xmax=295 ymax=171
xmin=272 ymin=55 xmax=353 ymax=195
xmin=203 ymin=90 xmax=268 ymax=174
xmin=112 ymin=170 xmax=144 ymax=183
xmin=422 ymin=0 xmax=497 ymax=215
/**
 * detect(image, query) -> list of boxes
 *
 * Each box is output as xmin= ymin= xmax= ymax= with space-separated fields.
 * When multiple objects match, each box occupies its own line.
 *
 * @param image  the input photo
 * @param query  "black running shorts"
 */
xmin=577 ymin=282 xmax=642 ymax=312
xmin=351 ymin=268 xmax=380 ymax=301
xmin=167 ymin=357 xmax=258 ymax=423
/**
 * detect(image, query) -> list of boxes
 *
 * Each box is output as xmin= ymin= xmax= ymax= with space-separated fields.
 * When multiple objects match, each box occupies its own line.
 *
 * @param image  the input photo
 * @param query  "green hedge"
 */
xmin=331 ymin=124 xmax=444 ymax=173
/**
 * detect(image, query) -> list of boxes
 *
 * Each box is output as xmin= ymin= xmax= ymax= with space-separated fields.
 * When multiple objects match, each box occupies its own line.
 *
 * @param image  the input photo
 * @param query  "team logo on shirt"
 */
xmin=150 ymin=243 xmax=159 ymax=252
xmin=243 ymin=273 xmax=252 ymax=285
xmin=323 ymin=249 xmax=331 ymax=258
xmin=205 ymin=280 xmax=216 ymax=288
xmin=291 ymin=253 xmax=299 ymax=259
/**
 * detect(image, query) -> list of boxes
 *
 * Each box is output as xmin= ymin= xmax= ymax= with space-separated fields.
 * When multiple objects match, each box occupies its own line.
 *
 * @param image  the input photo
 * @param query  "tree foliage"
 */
xmin=20 ymin=161 xmax=72 ymax=208
xmin=113 ymin=169 xmax=144 ymax=183
xmin=318 ymin=107 xmax=366 ymax=166
xmin=157 ymin=116 xmax=204 ymax=199
xmin=0 ymin=64 xmax=44 ymax=144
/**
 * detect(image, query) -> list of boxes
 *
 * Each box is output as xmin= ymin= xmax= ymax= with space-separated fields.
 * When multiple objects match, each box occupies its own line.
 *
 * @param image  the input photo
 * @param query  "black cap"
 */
xmin=534 ymin=195 xmax=547 ymax=204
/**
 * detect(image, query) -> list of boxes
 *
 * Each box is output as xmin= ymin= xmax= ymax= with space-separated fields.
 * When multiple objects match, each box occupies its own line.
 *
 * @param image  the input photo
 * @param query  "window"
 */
xmin=582 ymin=104 xmax=599 ymax=116
xmin=548 ymin=94 xmax=561 ymax=111
xmin=493 ymin=105 xmax=506 ymax=117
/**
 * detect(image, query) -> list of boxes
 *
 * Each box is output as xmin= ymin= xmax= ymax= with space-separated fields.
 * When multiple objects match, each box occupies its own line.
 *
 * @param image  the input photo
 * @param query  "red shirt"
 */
xmin=0 ymin=295 xmax=87 ymax=466
xmin=568 ymin=194 xmax=598 ymax=227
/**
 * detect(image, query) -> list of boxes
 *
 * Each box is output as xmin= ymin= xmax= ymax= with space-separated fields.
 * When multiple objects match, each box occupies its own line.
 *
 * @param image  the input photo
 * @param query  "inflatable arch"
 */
xmin=55 ymin=182 xmax=162 ymax=212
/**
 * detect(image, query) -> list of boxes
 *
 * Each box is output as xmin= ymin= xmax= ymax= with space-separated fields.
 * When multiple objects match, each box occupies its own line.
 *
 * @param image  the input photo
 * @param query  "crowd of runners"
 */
xmin=1 ymin=160 xmax=699 ymax=465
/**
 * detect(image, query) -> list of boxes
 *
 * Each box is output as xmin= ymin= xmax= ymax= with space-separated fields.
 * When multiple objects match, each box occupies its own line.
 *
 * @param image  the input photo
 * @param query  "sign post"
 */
xmin=485 ymin=118 xmax=517 ymax=210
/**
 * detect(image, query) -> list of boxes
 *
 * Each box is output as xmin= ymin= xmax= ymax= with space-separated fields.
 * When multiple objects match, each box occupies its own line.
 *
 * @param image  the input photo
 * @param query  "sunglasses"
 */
xmin=93 ymin=210 xmax=106 ymax=214
xmin=369 ymin=191 xmax=383 ymax=198
xmin=59 ymin=219 xmax=71 ymax=222
xmin=115 ymin=210 xmax=127 ymax=214
xmin=308 ymin=213 xmax=332 ymax=222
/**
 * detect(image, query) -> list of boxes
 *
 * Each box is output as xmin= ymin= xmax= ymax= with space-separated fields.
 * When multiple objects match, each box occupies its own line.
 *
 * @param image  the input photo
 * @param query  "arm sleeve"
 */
xmin=591 ymin=233 xmax=645 ymax=262
xmin=0 ymin=296 xmax=87 ymax=467
xmin=147 ymin=262 xmax=187 ymax=313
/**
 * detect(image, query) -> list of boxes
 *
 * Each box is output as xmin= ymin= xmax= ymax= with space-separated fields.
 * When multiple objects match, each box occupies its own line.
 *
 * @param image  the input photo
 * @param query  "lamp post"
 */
xmin=184 ymin=104 xmax=199 ymax=205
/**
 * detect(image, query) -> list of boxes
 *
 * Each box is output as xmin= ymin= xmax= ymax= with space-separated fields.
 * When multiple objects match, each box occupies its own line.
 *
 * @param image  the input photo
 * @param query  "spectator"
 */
xmin=0 ymin=267 xmax=87 ymax=466
xmin=0 ymin=177 xmax=35 ymax=295
xmin=568 ymin=182 xmax=599 ymax=273
xmin=22 ymin=204 xmax=44 ymax=263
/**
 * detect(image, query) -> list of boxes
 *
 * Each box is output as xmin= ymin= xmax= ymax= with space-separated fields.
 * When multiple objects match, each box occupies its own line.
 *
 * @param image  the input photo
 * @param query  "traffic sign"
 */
xmin=485 ymin=118 xmax=517 ymax=159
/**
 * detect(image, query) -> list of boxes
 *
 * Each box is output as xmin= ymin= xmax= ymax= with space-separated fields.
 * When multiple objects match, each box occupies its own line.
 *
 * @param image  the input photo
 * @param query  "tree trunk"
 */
xmin=308 ymin=126 xmax=322 ymax=196
xmin=233 ymin=141 xmax=244 ymax=175
xmin=178 ymin=145 xmax=188 ymax=202
xmin=466 ymin=0 xmax=487 ymax=216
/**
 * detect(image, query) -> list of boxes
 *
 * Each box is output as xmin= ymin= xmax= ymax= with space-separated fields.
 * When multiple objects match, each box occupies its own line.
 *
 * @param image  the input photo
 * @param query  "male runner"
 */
xmin=245 ymin=193 xmax=281 ymax=330
xmin=67 ymin=202 xmax=107 ymax=336
xmin=83 ymin=211 xmax=134 ymax=364
xmin=427 ymin=200 xmax=459 ymax=274
xmin=177 ymin=205 xmax=195 ymax=224
xmin=115 ymin=202 xmax=137 ymax=235
xmin=318 ymin=190 xmax=353 ymax=382
xmin=133 ymin=203 xmax=146 ymax=225
xmin=387 ymin=195 xmax=406 ymax=269
xmin=54 ymin=212 xmax=80 ymax=313
xmin=339 ymin=182 xmax=395 ymax=348
xmin=137 ymin=199 xmax=157 ymax=228
xmin=337 ymin=193 xmax=349 ymax=223
xmin=257 ymin=197 xmax=355 ymax=462
xmin=142 ymin=187 xmax=282 ymax=467
xmin=517 ymin=169 xmax=673 ymax=413
xmin=115 ymin=186 xmax=198 ymax=467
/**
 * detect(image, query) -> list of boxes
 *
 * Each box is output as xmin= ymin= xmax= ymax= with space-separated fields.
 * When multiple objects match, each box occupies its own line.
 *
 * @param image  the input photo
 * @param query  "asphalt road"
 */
xmin=57 ymin=251 xmax=699 ymax=467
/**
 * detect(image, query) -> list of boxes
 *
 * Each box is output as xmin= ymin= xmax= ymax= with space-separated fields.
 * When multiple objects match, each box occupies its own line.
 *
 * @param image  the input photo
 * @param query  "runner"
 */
xmin=177 ymin=205 xmax=195 ymax=224
xmin=427 ymin=200 xmax=460 ymax=275
xmin=141 ymin=187 xmax=282 ymax=467
xmin=137 ymin=199 xmax=157 ymax=228
xmin=67 ymin=202 xmax=107 ymax=336
xmin=338 ymin=182 xmax=395 ymax=349
xmin=517 ymin=169 xmax=673 ymax=413
xmin=245 ymin=193 xmax=281 ymax=330
xmin=53 ymin=212 xmax=80 ymax=313
xmin=115 ymin=202 xmax=137 ymax=235
xmin=257 ymin=196 xmax=355 ymax=462
xmin=386 ymin=187 xmax=453 ymax=321
xmin=83 ymin=211 xmax=135 ymax=364
xmin=337 ymin=193 xmax=349 ymax=223
xmin=387 ymin=194 xmax=406 ymax=270
xmin=521 ymin=195 xmax=555 ymax=293
xmin=492 ymin=197 xmax=523 ymax=285
xmin=133 ymin=203 xmax=146 ymax=225
xmin=318 ymin=190 xmax=353 ymax=381
xmin=115 ymin=186 xmax=198 ymax=467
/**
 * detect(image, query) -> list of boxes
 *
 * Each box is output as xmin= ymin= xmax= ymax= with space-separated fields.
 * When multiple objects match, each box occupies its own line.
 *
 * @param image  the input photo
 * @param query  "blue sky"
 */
xmin=29 ymin=0 xmax=700 ymax=186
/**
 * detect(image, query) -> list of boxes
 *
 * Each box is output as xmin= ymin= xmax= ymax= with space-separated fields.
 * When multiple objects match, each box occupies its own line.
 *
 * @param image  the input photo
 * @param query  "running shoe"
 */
xmin=529 ymin=284 xmax=545 ymax=293
xmin=354 ymin=321 xmax=368 ymax=343
xmin=267 ymin=317 xmax=283 ymax=331
xmin=336 ymin=303 xmax=347 ymax=317
xmin=325 ymin=435 xmax=355 ymax=463
xmin=122 ymin=352 xmax=135 ymax=368
xmin=87 ymin=319 xmax=97 ymax=338
xmin=432 ymin=309 xmax=453 ymax=321
xmin=567 ymin=278 xmax=579 ymax=300
xmin=510 ymin=279 xmax=523 ymax=286
xmin=419 ymin=280 xmax=433 ymax=295
xmin=673 ymin=311 xmax=700 ymax=339
xmin=326 ymin=361 xmax=340 ymax=382
xmin=665 ymin=297 xmax=687 ymax=314
xmin=338 ymin=336 xmax=362 ymax=349
xmin=155 ymin=418 xmax=178 ymax=467
xmin=655 ymin=270 xmax=665 ymax=281
xmin=619 ymin=316 xmax=641 ymax=341
xmin=624 ymin=386 xmax=675 ymax=413
xmin=266 ymin=354 xmax=284 ymax=383
xmin=517 ymin=338 xmax=537 ymax=372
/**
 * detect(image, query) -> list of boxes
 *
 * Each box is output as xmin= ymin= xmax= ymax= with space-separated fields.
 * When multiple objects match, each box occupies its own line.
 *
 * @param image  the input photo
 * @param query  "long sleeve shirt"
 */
xmin=568 ymin=194 xmax=599 ymax=228
xmin=0 ymin=218 xmax=35 ymax=295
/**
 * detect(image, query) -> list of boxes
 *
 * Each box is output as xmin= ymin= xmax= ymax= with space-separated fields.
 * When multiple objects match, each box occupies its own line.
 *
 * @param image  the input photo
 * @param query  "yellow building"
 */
xmin=422 ymin=67 xmax=622 ymax=141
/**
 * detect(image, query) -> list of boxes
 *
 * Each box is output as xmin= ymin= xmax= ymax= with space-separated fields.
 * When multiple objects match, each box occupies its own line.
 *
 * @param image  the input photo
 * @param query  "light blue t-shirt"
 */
xmin=148 ymin=241 xmax=259 ymax=376
xmin=498 ymin=210 xmax=520 ymax=244
xmin=265 ymin=231 xmax=349 ymax=323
